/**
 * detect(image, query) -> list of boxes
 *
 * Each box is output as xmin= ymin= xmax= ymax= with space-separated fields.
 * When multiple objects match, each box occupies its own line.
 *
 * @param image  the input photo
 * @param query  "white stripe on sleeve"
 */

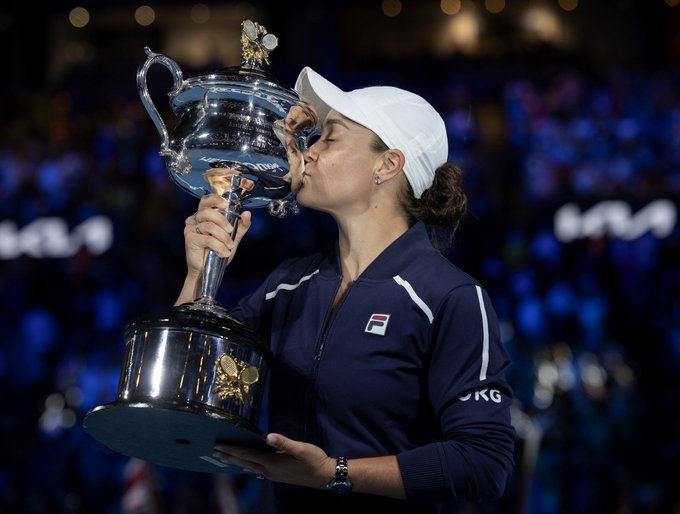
xmin=265 ymin=270 xmax=319 ymax=300
xmin=475 ymin=285 xmax=490 ymax=381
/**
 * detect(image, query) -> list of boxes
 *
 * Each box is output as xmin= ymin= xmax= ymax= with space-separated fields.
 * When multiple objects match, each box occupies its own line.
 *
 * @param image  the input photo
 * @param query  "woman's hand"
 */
xmin=184 ymin=193 xmax=252 ymax=278
xmin=214 ymin=435 xmax=405 ymax=499
xmin=274 ymin=101 xmax=318 ymax=194
xmin=174 ymin=192 xmax=252 ymax=307
xmin=214 ymin=433 xmax=335 ymax=490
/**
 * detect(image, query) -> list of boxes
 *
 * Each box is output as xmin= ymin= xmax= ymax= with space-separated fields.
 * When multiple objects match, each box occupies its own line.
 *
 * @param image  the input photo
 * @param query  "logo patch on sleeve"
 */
xmin=364 ymin=314 xmax=390 ymax=336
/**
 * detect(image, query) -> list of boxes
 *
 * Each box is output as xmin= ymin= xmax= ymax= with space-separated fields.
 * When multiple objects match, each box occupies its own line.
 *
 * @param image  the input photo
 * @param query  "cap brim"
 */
xmin=295 ymin=67 xmax=364 ymax=130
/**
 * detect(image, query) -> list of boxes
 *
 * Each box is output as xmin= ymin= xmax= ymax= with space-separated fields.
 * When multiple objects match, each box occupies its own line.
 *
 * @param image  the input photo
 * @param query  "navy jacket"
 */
xmin=232 ymin=222 xmax=515 ymax=513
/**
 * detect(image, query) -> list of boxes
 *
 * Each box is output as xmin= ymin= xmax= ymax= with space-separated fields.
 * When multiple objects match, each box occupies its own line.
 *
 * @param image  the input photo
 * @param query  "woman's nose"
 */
xmin=303 ymin=149 xmax=313 ymax=164
xmin=303 ymin=143 xmax=318 ymax=163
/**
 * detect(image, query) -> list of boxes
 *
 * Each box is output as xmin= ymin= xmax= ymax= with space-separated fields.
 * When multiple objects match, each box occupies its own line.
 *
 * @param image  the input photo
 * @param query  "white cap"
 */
xmin=294 ymin=67 xmax=448 ymax=199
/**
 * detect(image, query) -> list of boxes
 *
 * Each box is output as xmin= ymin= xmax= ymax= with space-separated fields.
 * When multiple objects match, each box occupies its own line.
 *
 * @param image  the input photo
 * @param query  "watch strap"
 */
xmin=334 ymin=456 xmax=349 ymax=480
xmin=326 ymin=456 xmax=352 ymax=495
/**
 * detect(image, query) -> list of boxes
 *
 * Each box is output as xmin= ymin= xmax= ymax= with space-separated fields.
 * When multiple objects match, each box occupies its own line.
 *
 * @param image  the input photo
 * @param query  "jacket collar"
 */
xmin=319 ymin=221 xmax=434 ymax=281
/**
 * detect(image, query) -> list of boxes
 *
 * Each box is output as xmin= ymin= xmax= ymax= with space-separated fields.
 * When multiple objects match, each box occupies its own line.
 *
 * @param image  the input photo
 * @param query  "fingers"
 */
xmin=192 ymin=224 xmax=235 ymax=254
xmin=184 ymin=222 xmax=234 ymax=259
xmin=240 ymin=178 xmax=255 ymax=191
xmin=186 ymin=214 xmax=231 ymax=251
xmin=197 ymin=192 xmax=229 ymax=211
xmin=213 ymin=447 xmax=266 ymax=476
xmin=266 ymin=433 xmax=307 ymax=461
xmin=284 ymin=102 xmax=318 ymax=132
xmin=266 ymin=433 xmax=291 ymax=451
xmin=193 ymin=208 xmax=231 ymax=238
xmin=185 ymin=194 xmax=240 ymax=259
xmin=278 ymin=103 xmax=317 ymax=193
xmin=233 ymin=211 xmax=251 ymax=245
xmin=213 ymin=437 xmax=333 ymax=488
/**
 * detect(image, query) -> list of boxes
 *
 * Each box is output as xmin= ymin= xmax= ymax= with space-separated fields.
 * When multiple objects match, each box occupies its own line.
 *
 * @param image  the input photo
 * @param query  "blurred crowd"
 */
xmin=0 ymin=61 xmax=678 ymax=513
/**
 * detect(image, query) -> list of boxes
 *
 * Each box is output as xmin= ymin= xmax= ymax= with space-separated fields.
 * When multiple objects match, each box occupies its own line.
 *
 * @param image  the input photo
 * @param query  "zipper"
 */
xmin=310 ymin=278 xmax=353 ymax=373
xmin=303 ymin=277 xmax=344 ymax=441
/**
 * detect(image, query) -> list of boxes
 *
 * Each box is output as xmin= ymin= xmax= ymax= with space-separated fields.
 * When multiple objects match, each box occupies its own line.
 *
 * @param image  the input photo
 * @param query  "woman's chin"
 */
xmin=294 ymin=189 xmax=322 ymax=211
xmin=290 ymin=175 xmax=304 ymax=194
xmin=294 ymin=188 xmax=308 ymax=205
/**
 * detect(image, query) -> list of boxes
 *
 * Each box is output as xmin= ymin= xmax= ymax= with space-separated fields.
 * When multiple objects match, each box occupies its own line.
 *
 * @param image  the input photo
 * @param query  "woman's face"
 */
xmin=295 ymin=109 xmax=383 ymax=217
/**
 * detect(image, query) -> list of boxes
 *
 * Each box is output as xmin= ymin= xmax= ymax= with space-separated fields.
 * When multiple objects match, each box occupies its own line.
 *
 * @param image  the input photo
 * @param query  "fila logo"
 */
xmin=458 ymin=388 xmax=502 ymax=403
xmin=365 ymin=314 xmax=390 ymax=336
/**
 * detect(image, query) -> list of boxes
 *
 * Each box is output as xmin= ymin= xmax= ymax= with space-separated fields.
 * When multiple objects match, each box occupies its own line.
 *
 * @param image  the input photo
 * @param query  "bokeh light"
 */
xmin=68 ymin=7 xmax=89 ymax=28
xmin=522 ymin=6 xmax=563 ymax=42
xmin=485 ymin=0 xmax=505 ymax=14
xmin=440 ymin=11 xmax=480 ymax=54
xmin=382 ymin=0 xmax=402 ymax=17
xmin=559 ymin=0 xmax=579 ymax=11
xmin=134 ymin=5 xmax=155 ymax=26
xmin=441 ymin=0 xmax=462 ymax=16
xmin=190 ymin=3 xmax=211 ymax=24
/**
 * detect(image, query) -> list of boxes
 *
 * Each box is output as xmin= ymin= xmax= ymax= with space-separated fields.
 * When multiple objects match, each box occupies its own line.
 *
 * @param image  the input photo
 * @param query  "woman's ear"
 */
xmin=374 ymin=149 xmax=405 ymax=182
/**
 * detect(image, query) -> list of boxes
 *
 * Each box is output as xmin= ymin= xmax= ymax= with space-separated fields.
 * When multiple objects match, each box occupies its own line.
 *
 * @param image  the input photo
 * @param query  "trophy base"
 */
xmin=83 ymin=400 xmax=270 ymax=474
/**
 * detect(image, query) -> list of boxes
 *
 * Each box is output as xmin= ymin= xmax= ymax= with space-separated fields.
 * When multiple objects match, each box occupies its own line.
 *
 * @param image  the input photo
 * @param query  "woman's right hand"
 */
xmin=183 ymin=193 xmax=252 ymax=279
xmin=175 ymin=193 xmax=252 ymax=306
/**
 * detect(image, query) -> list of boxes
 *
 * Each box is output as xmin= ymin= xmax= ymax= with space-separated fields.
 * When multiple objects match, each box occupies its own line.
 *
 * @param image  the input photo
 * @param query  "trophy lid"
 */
xmin=170 ymin=20 xmax=297 ymax=112
xmin=171 ymin=66 xmax=298 ymax=113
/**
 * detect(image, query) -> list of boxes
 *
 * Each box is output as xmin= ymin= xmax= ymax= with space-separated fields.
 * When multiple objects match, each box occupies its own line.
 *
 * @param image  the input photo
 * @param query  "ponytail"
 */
xmin=370 ymin=135 xmax=467 ymax=244
xmin=399 ymin=162 xmax=468 ymax=243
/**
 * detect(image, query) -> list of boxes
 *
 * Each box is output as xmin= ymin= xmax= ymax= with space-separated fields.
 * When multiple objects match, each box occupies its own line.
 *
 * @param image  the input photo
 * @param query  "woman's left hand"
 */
xmin=213 ymin=433 xmax=336 ymax=489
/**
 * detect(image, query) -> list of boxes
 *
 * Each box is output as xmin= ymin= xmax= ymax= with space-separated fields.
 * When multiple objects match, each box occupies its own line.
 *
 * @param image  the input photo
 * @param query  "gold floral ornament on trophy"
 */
xmin=83 ymin=20 xmax=319 ymax=475
xmin=214 ymin=354 xmax=260 ymax=404
xmin=241 ymin=19 xmax=279 ymax=65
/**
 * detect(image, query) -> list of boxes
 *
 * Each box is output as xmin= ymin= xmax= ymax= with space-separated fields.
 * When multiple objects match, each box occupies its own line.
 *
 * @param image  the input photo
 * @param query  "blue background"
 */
xmin=0 ymin=1 xmax=678 ymax=513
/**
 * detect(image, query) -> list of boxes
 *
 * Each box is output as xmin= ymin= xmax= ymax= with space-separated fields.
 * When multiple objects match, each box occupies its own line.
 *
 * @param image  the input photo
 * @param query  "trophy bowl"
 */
xmin=83 ymin=20 xmax=316 ymax=474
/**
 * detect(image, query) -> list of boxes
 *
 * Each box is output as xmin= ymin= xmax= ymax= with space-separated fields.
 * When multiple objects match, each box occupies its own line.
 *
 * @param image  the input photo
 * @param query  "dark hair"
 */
xmin=371 ymin=137 xmax=468 ymax=244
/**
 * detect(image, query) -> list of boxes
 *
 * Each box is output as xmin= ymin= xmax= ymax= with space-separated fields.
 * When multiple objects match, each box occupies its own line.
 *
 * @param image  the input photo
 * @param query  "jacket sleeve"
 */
xmin=396 ymin=284 xmax=516 ymax=504
xmin=229 ymin=256 xmax=315 ymax=339
xmin=229 ymin=273 xmax=275 ymax=339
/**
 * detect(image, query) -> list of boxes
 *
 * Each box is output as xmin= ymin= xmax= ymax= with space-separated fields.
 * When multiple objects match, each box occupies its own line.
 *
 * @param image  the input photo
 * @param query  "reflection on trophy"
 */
xmin=83 ymin=20 xmax=317 ymax=474
xmin=203 ymin=167 xmax=255 ymax=196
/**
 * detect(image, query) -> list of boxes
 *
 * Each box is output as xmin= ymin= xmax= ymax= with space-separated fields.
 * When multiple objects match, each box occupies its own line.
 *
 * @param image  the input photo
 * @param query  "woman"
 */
xmin=175 ymin=67 xmax=515 ymax=513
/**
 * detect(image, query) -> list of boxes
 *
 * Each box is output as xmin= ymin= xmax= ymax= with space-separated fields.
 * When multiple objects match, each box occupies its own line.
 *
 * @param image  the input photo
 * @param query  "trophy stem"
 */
xmin=194 ymin=175 xmax=242 ymax=311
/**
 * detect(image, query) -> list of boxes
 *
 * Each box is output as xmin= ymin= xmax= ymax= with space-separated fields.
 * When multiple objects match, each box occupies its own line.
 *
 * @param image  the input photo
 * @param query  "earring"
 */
xmin=374 ymin=175 xmax=382 ymax=185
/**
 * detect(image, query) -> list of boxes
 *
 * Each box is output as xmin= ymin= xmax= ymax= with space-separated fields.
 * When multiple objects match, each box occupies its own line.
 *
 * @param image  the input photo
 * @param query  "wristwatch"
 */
xmin=325 ymin=456 xmax=353 ymax=495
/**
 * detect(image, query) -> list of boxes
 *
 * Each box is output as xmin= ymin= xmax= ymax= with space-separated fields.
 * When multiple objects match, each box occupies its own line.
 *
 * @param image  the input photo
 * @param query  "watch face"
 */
xmin=328 ymin=480 xmax=352 ymax=495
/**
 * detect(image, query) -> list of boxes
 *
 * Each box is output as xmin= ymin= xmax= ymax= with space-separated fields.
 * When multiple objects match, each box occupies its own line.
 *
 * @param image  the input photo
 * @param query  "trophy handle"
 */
xmin=136 ymin=46 xmax=184 ymax=158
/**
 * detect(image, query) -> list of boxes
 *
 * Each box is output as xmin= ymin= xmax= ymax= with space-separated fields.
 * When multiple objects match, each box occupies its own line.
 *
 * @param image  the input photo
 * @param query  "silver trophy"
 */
xmin=84 ymin=20 xmax=317 ymax=474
